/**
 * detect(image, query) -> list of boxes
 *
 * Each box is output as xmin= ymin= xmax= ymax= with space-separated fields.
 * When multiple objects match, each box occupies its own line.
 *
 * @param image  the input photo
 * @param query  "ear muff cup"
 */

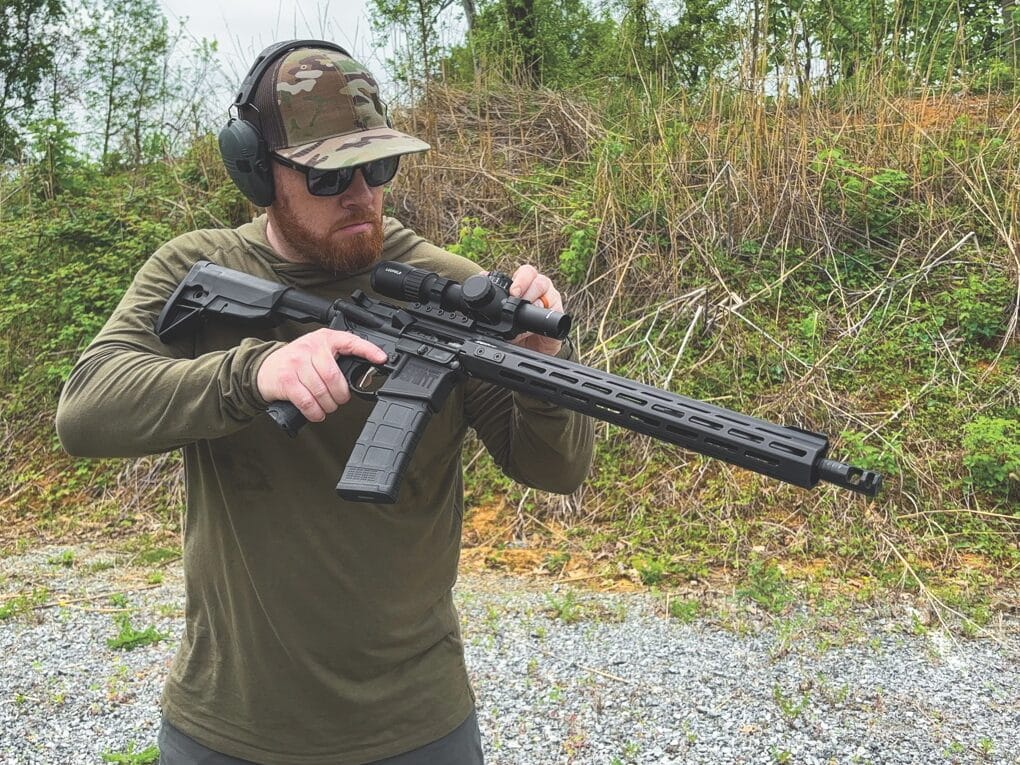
xmin=219 ymin=118 xmax=274 ymax=208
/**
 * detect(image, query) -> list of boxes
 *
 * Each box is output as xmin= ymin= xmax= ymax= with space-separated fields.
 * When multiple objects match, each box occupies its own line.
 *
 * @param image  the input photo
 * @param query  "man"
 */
xmin=55 ymin=40 xmax=593 ymax=765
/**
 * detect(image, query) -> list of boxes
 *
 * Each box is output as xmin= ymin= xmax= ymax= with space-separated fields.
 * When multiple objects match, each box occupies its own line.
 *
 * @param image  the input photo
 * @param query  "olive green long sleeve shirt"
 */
xmin=55 ymin=215 xmax=594 ymax=765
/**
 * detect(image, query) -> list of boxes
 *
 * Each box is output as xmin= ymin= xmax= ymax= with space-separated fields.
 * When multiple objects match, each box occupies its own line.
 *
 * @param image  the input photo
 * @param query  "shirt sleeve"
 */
xmin=54 ymin=240 xmax=284 ymax=458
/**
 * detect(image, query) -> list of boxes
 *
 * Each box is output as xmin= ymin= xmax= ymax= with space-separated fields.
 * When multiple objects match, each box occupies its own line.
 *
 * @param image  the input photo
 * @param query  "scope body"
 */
xmin=370 ymin=262 xmax=571 ymax=340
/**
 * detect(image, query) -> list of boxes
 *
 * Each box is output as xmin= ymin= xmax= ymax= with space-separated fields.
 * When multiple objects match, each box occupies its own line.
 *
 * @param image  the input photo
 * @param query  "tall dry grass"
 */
xmin=389 ymin=73 xmax=1019 ymax=584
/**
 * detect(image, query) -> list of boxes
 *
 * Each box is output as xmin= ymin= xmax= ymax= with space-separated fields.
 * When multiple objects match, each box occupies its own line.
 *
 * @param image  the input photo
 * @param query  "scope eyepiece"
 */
xmin=371 ymin=262 xmax=443 ymax=303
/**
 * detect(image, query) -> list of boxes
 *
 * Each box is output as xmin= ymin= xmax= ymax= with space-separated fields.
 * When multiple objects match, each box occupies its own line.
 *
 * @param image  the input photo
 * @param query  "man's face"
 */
xmin=267 ymin=160 xmax=386 ymax=275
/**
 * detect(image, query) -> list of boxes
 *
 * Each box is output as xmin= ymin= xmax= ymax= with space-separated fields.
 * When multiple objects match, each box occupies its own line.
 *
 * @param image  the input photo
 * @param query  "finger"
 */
xmin=511 ymin=330 xmax=535 ymax=346
xmin=509 ymin=264 xmax=539 ymax=298
xmin=324 ymin=330 xmax=388 ymax=364
xmin=278 ymin=369 xmax=327 ymax=422
xmin=544 ymin=286 xmax=563 ymax=312
xmin=296 ymin=361 xmax=341 ymax=417
xmin=532 ymin=285 xmax=562 ymax=311
xmin=311 ymin=343 xmax=350 ymax=408
xmin=520 ymin=273 xmax=553 ymax=305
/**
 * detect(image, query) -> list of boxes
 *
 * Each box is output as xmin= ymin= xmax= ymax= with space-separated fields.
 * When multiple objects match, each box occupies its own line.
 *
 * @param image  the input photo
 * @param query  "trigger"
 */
xmin=354 ymin=366 xmax=377 ymax=389
xmin=348 ymin=364 xmax=381 ymax=401
xmin=337 ymin=355 xmax=387 ymax=401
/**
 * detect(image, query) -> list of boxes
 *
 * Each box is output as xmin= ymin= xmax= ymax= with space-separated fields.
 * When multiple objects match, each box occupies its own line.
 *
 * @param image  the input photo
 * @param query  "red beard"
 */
xmin=269 ymin=201 xmax=384 ymax=276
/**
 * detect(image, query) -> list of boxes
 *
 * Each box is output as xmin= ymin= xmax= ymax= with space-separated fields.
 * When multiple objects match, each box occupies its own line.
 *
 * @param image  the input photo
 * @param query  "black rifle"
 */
xmin=156 ymin=260 xmax=882 ymax=503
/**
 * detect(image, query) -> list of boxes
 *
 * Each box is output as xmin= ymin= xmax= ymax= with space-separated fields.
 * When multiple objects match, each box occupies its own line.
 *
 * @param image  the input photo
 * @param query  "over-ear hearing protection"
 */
xmin=218 ymin=39 xmax=353 ymax=207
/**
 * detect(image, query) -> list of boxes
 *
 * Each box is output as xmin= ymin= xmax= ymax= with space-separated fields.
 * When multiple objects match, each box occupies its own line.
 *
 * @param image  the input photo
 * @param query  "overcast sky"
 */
xmin=156 ymin=0 xmax=398 ymax=103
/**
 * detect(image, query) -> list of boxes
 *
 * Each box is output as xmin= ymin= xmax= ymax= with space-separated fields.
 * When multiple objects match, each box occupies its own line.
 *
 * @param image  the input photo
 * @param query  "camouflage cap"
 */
xmin=245 ymin=46 xmax=430 ymax=170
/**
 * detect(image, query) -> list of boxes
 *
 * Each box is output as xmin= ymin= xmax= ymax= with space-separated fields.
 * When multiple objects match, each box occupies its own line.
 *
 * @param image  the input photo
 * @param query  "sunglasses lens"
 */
xmin=301 ymin=157 xmax=399 ymax=196
xmin=307 ymin=167 xmax=354 ymax=196
xmin=362 ymin=156 xmax=400 ymax=187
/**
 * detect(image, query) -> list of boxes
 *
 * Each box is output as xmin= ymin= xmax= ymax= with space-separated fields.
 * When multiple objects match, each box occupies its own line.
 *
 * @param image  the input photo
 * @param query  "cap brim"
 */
xmin=276 ymin=127 xmax=430 ymax=170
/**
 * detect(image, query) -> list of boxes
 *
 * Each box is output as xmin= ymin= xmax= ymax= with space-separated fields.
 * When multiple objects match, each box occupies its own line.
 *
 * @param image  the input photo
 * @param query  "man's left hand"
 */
xmin=508 ymin=264 xmax=564 ymax=356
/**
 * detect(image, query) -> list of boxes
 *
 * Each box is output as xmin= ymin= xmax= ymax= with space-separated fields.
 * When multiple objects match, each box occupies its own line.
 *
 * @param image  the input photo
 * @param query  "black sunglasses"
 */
xmin=272 ymin=154 xmax=400 ymax=197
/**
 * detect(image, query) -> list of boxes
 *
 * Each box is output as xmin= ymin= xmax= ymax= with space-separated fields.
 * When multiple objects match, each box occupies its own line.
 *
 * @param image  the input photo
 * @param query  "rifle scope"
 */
xmin=371 ymin=262 xmax=571 ymax=341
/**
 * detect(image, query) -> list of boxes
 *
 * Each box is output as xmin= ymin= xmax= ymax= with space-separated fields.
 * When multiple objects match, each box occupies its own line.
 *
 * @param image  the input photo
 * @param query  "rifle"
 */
xmin=156 ymin=260 xmax=883 ymax=503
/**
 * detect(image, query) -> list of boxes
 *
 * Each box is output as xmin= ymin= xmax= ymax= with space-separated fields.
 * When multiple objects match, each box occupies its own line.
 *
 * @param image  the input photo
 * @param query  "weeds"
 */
xmin=0 ymin=588 xmax=50 ymax=620
xmin=106 ymin=614 xmax=167 ymax=651
xmin=631 ymin=554 xmax=669 ymax=585
xmin=773 ymin=685 xmax=811 ymax=721
xmin=100 ymin=743 xmax=159 ymax=764
xmin=738 ymin=559 xmax=795 ymax=615
xmin=962 ymin=417 xmax=1020 ymax=500
xmin=541 ymin=551 xmax=571 ymax=575
xmin=46 ymin=550 xmax=75 ymax=568
xmin=668 ymin=598 xmax=701 ymax=623
xmin=545 ymin=590 xmax=585 ymax=624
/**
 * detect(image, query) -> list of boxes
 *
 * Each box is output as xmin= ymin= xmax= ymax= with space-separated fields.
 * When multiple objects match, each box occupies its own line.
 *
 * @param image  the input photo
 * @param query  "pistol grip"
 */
xmin=265 ymin=355 xmax=377 ymax=437
xmin=266 ymin=400 xmax=307 ymax=437
xmin=335 ymin=395 xmax=432 ymax=504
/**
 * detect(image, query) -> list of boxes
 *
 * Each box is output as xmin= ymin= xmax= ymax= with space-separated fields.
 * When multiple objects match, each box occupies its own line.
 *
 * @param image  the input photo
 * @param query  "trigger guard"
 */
xmin=345 ymin=362 xmax=382 ymax=402
xmin=350 ymin=383 xmax=378 ymax=402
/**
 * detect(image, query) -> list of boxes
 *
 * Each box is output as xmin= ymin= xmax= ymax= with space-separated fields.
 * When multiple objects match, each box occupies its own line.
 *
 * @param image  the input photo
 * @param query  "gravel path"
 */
xmin=1 ymin=544 xmax=1018 ymax=765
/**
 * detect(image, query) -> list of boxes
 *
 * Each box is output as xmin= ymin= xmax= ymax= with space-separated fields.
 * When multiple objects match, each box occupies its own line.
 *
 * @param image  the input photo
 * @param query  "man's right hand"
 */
xmin=256 ymin=328 xmax=388 ymax=422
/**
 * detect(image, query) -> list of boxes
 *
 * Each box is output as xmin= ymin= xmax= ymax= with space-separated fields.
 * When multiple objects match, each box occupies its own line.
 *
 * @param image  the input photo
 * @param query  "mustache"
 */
xmin=333 ymin=214 xmax=379 ymax=231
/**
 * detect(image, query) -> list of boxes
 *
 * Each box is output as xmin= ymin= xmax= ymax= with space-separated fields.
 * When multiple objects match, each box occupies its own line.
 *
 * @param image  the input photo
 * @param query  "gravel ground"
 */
xmin=1 ymin=544 xmax=1018 ymax=765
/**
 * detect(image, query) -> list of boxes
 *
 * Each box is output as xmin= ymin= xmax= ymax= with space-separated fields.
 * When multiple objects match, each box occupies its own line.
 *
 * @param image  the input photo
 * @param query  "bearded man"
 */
xmin=56 ymin=40 xmax=593 ymax=765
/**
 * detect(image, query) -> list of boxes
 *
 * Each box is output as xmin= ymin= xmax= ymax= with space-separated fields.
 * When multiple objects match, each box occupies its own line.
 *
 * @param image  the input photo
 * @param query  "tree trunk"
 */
xmin=102 ymin=58 xmax=119 ymax=161
xmin=506 ymin=0 xmax=539 ymax=85
xmin=801 ymin=19 xmax=812 ymax=96
xmin=416 ymin=0 xmax=428 ymax=95
xmin=461 ymin=0 xmax=476 ymax=32
xmin=751 ymin=0 xmax=762 ymax=85
xmin=1004 ymin=1 xmax=1018 ymax=71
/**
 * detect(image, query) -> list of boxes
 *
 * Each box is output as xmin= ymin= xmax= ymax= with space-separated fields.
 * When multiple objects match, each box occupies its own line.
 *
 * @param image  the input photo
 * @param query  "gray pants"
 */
xmin=157 ymin=709 xmax=484 ymax=765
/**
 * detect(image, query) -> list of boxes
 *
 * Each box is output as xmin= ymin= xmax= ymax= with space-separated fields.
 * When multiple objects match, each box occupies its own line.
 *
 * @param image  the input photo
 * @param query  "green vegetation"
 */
xmin=0 ymin=588 xmax=51 ymax=620
xmin=47 ymin=550 xmax=75 ymax=567
xmin=100 ymin=743 xmax=160 ymax=765
xmin=773 ymin=684 xmax=811 ymax=721
xmin=0 ymin=0 xmax=1016 ymax=607
xmin=738 ymin=559 xmax=796 ymax=614
xmin=545 ymin=590 xmax=586 ymax=624
xmin=106 ymin=614 xmax=168 ymax=651
xmin=631 ymin=554 xmax=669 ymax=586
xmin=541 ymin=551 xmax=571 ymax=575
xmin=372 ymin=0 xmax=1020 ymax=100
xmin=667 ymin=598 xmax=701 ymax=623
xmin=962 ymin=417 xmax=1020 ymax=499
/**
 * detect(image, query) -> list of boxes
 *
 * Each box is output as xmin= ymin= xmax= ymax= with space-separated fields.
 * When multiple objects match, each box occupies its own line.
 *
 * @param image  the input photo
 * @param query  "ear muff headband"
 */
xmin=220 ymin=39 xmax=353 ymax=206
xmin=233 ymin=39 xmax=353 ymax=108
